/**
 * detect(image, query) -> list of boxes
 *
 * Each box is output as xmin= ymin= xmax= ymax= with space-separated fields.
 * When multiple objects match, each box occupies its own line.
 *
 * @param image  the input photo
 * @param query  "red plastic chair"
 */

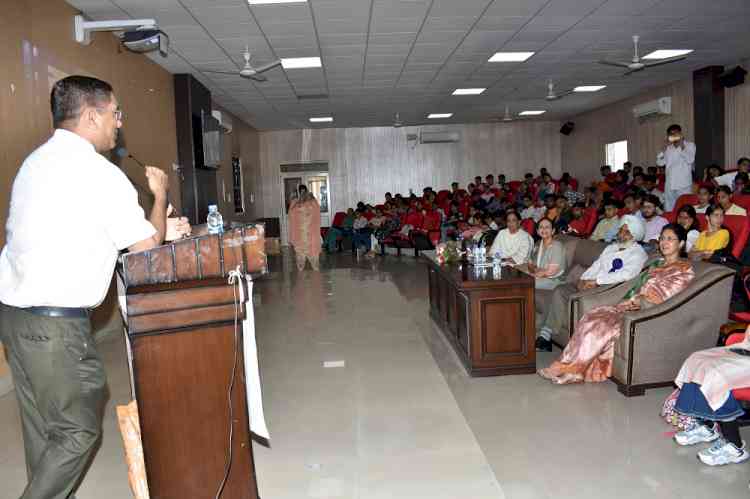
xmin=567 ymin=217 xmax=588 ymax=236
xmin=331 ymin=211 xmax=346 ymax=227
xmin=508 ymin=181 xmax=522 ymax=193
xmin=732 ymin=195 xmax=750 ymax=213
xmin=582 ymin=207 xmax=599 ymax=236
xmin=416 ymin=210 xmax=442 ymax=247
xmin=569 ymin=178 xmax=579 ymax=191
xmin=459 ymin=202 xmax=470 ymax=219
xmin=729 ymin=274 xmax=750 ymax=324
xmin=674 ymin=194 xmax=699 ymax=214
xmin=724 ymin=331 xmax=750 ymax=403
xmin=662 ymin=211 xmax=675 ymax=223
xmin=697 ymin=213 xmax=707 ymax=230
xmin=421 ymin=210 xmax=441 ymax=231
xmin=436 ymin=190 xmax=451 ymax=204
xmin=521 ymin=218 xmax=535 ymax=235
xmin=405 ymin=211 xmax=424 ymax=230
xmin=722 ymin=214 xmax=750 ymax=259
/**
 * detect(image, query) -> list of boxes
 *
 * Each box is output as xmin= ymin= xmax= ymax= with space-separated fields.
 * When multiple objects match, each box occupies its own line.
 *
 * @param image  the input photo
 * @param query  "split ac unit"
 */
xmin=632 ymin=97 xmax=672 ymax=120
xmin=420 ymin=130 xmax=461 ymax=144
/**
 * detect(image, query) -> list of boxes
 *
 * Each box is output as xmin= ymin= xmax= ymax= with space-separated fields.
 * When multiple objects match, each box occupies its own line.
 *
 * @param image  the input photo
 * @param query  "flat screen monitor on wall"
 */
xmin=192 ymin=111 xmax=222 ymax=169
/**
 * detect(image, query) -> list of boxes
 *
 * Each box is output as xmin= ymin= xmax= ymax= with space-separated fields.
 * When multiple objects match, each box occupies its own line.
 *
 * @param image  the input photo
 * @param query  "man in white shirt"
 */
xmin=656 ymin=123 xmax=696 ymax=211
xmin=536 ymin=215 xmax=648 ymax=351
xmin=0 ymin=75 xmax=171 ymax=499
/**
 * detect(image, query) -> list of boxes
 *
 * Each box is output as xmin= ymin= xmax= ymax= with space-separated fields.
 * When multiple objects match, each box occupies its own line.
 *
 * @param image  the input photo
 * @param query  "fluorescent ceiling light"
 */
xmin=309 ymin=117 xmax=333 ymax=123
xmin=488 ymin=52 xmax=535 ymax=62
xmin=519 ymin=110 xmax=546 ymax=116
xmin=281 ymin=57 xmax=321 ymax=69
xmin=643 ymin=49 xmax=693 ymax=60
xmin=574 ymin=85 xmax=606 ymax=92
xmin=249 ymin=0 xmax=307 ymax=4
xmin=452 ymin=88 xmax=486 ymax=96
xmin=428 ymin=113 xmax=453 ymax=119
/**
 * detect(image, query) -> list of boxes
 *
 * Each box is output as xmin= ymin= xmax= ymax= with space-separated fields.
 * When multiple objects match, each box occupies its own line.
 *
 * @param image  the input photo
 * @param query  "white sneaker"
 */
xmin=674 ymin=423 xmax=720 ymax=446
xmin=697 ymin=439 xmax=750 ymax=466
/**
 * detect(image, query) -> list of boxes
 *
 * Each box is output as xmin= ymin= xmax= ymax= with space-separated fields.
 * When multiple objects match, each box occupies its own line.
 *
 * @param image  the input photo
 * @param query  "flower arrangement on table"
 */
xmin=436 ymin=241 xmax=464 ymax=265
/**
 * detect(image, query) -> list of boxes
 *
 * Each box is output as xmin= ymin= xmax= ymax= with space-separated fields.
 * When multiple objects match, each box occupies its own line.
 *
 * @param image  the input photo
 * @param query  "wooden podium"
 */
xmin=118 ymin=224 xmax=267 ymax=499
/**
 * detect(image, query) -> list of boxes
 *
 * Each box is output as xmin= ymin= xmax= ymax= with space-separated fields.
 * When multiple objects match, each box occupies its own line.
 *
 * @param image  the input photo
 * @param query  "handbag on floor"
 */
xmin=661 ymin=388 xmax=697 ymax=430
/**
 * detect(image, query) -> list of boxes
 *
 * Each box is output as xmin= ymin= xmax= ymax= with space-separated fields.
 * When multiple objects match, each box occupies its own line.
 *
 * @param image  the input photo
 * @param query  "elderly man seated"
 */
xmin=535 ymin=214 xmax=649 ymax=352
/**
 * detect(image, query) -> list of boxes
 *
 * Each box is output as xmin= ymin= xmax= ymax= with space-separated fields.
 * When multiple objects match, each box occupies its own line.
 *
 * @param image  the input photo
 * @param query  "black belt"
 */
xmin=26 ymin=306 xmax=90 ymax=319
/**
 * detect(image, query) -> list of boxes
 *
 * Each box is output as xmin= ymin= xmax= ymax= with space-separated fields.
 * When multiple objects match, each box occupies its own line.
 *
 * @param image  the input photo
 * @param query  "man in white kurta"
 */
xmin=536 ymin=215 xmax=648 ymax=351
xmin=656 ymin=123 xmax=696 ymax=211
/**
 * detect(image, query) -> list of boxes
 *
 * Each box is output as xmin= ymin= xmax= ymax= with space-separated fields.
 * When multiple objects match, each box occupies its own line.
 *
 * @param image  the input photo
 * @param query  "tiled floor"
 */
xmin=1 ymin=251 xmax=748 ymax=499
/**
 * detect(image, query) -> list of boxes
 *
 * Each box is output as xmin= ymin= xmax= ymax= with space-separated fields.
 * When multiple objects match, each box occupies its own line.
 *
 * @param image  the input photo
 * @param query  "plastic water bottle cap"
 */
xmin=208 ymin=204 xmax=217 ymax=211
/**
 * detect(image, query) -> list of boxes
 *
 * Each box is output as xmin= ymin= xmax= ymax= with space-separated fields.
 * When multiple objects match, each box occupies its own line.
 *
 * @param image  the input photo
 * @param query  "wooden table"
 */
xmin=423 ymin=252 xmax=536 ymax=377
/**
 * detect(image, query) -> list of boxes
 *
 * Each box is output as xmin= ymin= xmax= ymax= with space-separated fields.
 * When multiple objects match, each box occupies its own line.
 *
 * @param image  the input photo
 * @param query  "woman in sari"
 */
xmin=538 ymin=224 xmax=695 ymax=385
xmin=288 ymin=185 xmax=322 ymax=271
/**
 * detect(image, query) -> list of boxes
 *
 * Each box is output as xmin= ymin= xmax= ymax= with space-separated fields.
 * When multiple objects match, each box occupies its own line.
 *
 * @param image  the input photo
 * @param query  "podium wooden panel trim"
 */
xmin=120 ymin=223 xmax=266 ymax=499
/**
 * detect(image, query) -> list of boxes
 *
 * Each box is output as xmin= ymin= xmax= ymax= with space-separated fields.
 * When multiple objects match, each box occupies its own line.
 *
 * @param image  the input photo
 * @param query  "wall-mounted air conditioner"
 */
xmin=632 ymin=97 xmax=672 ymax=120
xmin=420 ymin=130 xmax=461 ymax=144
xmin=211 ymin=110 xmax=233 ymax=134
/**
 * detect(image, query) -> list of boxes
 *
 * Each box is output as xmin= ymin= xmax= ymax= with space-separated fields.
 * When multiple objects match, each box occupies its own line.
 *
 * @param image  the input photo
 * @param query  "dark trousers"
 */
xmin=353 ymin=229 xmax=372 ymax=250
xmin=0 ymin=304 xmax=107 ymax=499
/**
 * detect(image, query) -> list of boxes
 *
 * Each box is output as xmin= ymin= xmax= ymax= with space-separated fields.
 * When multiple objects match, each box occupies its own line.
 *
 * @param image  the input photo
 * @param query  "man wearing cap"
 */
xmin=535 ymin=214 xmax=649 ymax=351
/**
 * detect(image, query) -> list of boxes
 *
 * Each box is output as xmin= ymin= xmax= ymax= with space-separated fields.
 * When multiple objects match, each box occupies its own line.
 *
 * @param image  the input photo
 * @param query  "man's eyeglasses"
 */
xmin=97 ymin=108 xmax=123 ymax=121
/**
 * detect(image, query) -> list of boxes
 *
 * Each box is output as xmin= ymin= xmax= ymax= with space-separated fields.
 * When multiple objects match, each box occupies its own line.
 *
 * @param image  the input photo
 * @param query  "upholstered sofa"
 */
xmin=572 ymin=261 xmax=734 ymax=396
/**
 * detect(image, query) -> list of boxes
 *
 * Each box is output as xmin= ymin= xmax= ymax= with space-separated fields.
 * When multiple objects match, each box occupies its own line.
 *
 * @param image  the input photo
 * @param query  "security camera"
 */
xmin=74 ymin=15 xmax=169 ymax=57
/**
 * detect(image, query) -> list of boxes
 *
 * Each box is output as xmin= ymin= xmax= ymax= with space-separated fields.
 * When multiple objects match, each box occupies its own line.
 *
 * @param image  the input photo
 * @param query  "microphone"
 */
xmin=115 ymin=147 xmax=180 ymax=218
xmin=114 ymin=147 xmax=145 ymax=168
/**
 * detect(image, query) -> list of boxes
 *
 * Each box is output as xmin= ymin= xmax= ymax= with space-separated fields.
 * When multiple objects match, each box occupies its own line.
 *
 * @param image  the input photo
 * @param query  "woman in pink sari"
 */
xmin=539 ymin=224 xmax=695 ymax=385
xmin=288 ymin=185 xmax=321 ymax=271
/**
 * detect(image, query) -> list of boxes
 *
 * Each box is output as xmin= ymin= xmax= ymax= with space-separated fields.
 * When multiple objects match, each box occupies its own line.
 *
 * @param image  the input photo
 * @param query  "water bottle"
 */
xmin=479 ymin=239 xmax=486 ymax=264
xmin=207 ymin=204 xmax=224 ymax=235
xmin=493 ymin=251 xmax=502 ymax=271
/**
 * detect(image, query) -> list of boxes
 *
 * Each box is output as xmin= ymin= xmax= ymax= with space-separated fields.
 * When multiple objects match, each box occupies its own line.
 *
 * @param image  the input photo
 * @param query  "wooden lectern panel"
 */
xmin=132 ymin=324 xmax=257 ymax=499
xmin=120 ymin=222 xmax=265 ymax=499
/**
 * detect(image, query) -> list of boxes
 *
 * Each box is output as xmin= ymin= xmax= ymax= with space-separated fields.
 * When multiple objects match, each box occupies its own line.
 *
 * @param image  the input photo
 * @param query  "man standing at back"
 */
xmin=0 ymin=75 xmax=169 ymax=499
xmin=657 ymin=123 xmax=696 ymax=210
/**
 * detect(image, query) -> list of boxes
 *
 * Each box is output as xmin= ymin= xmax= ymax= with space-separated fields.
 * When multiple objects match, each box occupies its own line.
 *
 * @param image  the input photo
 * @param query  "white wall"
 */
xmin=258 ymin=121 xmax=562 ymax=220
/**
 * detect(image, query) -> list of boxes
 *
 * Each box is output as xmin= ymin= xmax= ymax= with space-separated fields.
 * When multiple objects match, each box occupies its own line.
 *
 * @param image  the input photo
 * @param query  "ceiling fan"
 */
xmin=598 ymin=35 xmax=689 ymax=76
xmin=545 ymin=80 xmax=573 ymax=101
xmin=200 ymin=47 xmax=281 ymax=82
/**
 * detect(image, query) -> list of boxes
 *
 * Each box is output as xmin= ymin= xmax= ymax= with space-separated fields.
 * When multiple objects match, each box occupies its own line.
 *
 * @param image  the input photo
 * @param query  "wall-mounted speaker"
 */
xmin=560 ymin=121 xmax=575 ymax=135
xmin=720 ymin=66 xmax=747 ymax=88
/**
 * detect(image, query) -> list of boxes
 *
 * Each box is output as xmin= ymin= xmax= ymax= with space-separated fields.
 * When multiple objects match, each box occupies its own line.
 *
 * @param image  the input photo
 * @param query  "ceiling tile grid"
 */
xmin=65 ymin=0 xmax=750 ymax=130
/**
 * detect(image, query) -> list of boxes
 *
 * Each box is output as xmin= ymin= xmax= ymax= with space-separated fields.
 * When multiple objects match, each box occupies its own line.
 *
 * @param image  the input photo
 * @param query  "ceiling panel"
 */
xmin=66 ymin=0 xmax=750 ymax=129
